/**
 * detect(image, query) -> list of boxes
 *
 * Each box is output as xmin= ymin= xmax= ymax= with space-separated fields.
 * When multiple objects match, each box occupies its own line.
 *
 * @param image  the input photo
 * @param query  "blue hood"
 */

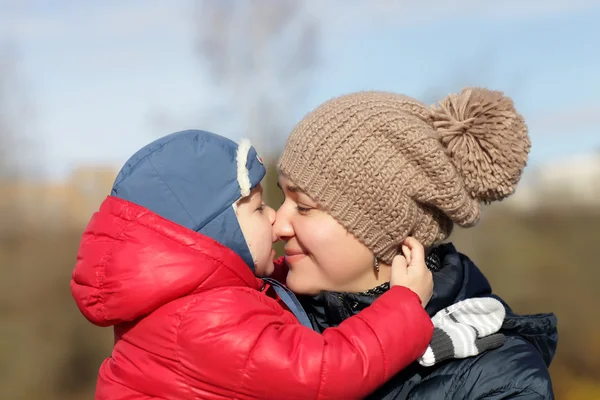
xmin=110 ymin=129 xmax=266 ymax=270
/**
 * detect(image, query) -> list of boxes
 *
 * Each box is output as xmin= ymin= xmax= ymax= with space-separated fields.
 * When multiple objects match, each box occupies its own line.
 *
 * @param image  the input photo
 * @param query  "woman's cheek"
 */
xmin=297 ymin=219 xmax=329 ymax=248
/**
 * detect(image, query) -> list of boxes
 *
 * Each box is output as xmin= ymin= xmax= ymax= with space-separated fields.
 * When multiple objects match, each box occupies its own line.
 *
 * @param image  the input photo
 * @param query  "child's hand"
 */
xmin=390 ymin=237 xmax=433 ymax=307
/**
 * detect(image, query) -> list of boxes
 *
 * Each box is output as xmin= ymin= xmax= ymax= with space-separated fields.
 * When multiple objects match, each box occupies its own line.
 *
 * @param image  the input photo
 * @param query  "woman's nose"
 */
xmin=273 ymin=206 xmax=294 ymax=241
xmin=266 ymin=206 xmax=276 ymax=225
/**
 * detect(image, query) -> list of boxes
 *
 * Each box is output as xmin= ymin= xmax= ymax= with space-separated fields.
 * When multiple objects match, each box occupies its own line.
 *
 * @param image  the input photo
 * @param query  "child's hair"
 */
xmin=278 ymin=88 xmax=530 ymax=264
xmin=111 ymin=129 xmax=266 ymax=270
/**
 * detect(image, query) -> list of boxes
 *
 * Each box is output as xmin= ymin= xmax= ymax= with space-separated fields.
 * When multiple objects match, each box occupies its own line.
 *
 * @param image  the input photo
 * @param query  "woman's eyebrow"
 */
xmin=276 ymin=182 xmax=304 ymax=193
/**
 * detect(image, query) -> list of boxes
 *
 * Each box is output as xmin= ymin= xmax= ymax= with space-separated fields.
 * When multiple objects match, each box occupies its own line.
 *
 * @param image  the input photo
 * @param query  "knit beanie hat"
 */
xmin=278 ymin=88 xmax=530 ymax=265
xmin=111 ymin=129 xmax=265 ymax=270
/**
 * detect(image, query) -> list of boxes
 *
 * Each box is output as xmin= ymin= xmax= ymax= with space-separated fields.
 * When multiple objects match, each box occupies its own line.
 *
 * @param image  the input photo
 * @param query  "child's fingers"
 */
xmin=402 ymin=244 xmax=411 ymax=265
xmin=391 ymin=255 xmax=408 ymax=283
xmin=403 ymin=237 xmax=425 ymax=266
xmin=391 ymin=254 xmax=408 ymax=270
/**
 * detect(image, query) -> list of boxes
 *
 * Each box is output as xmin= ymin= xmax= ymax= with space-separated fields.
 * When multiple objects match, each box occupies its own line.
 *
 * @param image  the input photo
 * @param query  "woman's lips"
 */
xmin=284 ymin=252 xmax=307 ymax=263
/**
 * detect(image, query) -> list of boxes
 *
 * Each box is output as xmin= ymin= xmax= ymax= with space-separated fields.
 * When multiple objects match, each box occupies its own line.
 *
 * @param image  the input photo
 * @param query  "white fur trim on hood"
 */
xmin=236 ymin=138 xmax=252 ymax=197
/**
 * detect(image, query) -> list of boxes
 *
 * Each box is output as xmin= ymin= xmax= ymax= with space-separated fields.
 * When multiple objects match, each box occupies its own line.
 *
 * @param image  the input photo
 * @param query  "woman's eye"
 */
xmin=296 ymin=206 xmax=312 ymax=214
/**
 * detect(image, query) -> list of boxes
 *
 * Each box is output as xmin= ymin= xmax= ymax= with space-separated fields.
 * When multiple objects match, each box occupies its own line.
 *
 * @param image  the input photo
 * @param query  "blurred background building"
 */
xmin=1 ymin=1 xmax=599 ymax=399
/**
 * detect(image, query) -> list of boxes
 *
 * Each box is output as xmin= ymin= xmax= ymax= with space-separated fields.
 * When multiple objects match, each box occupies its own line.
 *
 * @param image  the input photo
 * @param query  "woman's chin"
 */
xmin=286 ymin=273 xmax=320 ymax=296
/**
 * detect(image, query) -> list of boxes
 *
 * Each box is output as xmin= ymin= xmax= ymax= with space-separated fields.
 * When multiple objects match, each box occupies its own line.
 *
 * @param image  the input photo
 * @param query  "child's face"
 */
xmin=236 ymin=184 xmax=277 ymax=277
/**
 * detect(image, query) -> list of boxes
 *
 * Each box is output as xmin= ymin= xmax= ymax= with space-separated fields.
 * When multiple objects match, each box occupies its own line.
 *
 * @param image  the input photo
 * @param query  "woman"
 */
xmin=274 ymin=88 xmax=558 ymax=399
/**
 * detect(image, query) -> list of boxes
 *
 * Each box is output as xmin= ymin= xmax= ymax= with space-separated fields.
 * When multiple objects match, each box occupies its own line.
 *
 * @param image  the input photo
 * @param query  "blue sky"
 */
xmin=2 ymin=0 xmax=599 ymax=178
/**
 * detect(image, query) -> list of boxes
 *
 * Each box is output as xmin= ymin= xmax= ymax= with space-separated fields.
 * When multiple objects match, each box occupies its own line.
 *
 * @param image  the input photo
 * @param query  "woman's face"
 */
xmin=274 ymin=174 xmax=382 ymax=295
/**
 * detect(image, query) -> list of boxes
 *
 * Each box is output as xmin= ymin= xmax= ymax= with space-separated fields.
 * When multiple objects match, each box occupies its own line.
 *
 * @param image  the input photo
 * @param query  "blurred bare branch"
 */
xmin=0 ymin=43 xmax=32 ymax=179
xmin=195 ymin=0 xmax=320 ymax=156
xmin=0 ymin=46 xmax=17 ymax=177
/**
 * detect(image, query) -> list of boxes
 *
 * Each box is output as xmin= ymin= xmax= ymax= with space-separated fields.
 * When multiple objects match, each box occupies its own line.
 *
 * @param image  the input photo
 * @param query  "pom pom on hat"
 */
xmin=431 ymin=88 xmax=531 ymax=204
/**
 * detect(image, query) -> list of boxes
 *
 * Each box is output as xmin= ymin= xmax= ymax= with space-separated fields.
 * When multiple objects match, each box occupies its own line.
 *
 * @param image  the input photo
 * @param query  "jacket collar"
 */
xmin=299 ymin=243 xmax=557 ymax=365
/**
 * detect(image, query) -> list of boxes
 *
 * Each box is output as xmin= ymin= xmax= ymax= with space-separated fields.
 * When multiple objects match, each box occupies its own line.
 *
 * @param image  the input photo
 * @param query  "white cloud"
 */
xmin=529 ymin=104 xmax=600 ymax=136
xmin=7 ymin=0 xmax=597 ymax=42
xmin=367 ymin=0 xmax=599 ymax=20
xmin=306 ymin=0 xmax=600 ymax=31
xmin=0 ymin=1 xmax=193 ymax=40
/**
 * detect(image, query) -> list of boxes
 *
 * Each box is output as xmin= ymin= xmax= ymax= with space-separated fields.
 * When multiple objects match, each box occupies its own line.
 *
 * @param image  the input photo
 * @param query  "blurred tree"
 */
xmin=0 ymin=46 xmax=18 ymax=178
xmin=0 ymin=44 xmax=31 ymax=238
xmin=196 ymin=0 xmax=319 ymax=155
xmin=196 ymin=0 xmax=320 ymax=254
xmin=0 ymin=43 xmax=32 ymax=179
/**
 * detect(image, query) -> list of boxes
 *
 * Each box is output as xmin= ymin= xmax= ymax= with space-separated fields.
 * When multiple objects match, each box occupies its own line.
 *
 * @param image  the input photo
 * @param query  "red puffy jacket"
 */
xmin=71 ymin=197 xmax=433 ymax=400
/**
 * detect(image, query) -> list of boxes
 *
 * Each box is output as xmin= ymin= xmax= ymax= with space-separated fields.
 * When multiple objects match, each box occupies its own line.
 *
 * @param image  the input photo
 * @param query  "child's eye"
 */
xmin=257 ymin=203 xmax=266 ymax=213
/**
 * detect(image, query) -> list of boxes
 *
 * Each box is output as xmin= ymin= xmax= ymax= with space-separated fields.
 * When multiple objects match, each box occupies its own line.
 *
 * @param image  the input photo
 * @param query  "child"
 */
xmin=71 ymin=129 xmax=434 ymax=400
